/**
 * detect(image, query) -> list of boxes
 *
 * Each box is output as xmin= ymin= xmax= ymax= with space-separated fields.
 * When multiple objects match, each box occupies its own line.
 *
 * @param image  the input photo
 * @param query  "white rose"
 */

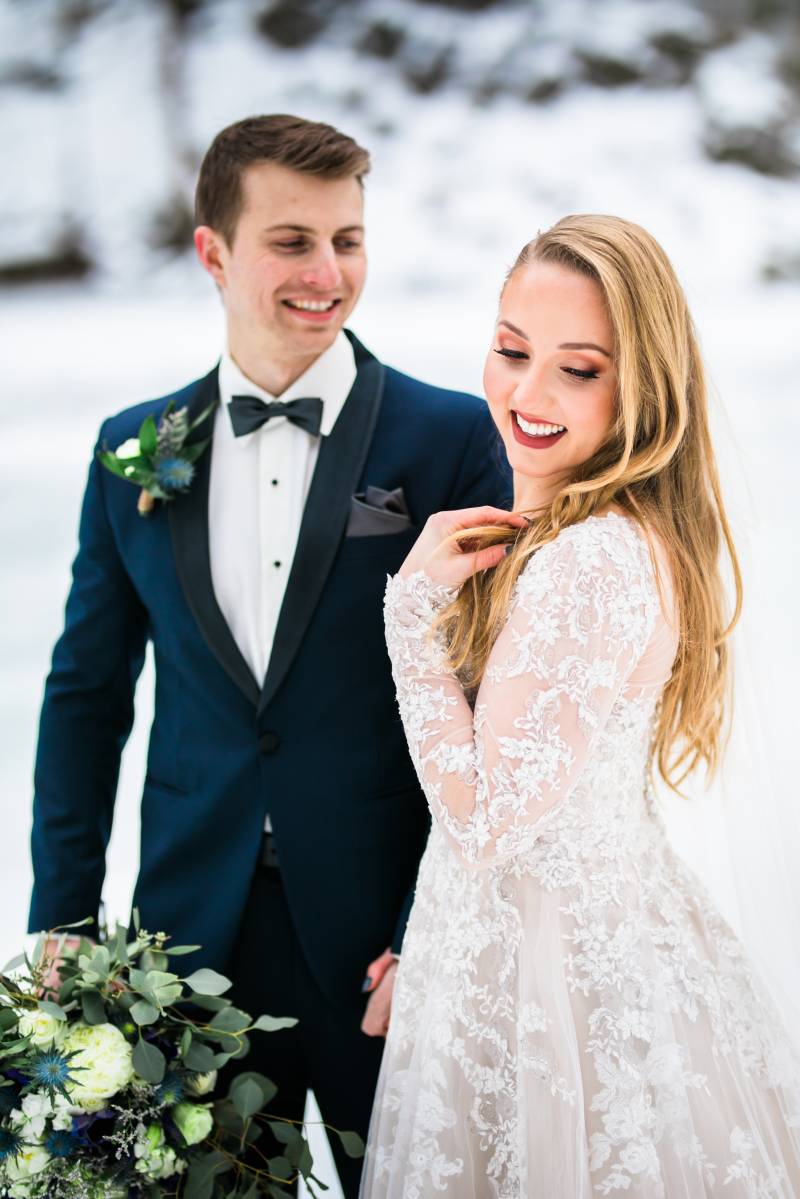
xmin=115 ymin=437 xmax=142 ymax=460
xmin=17 ymin=1009 xmax=64 ymax=1048
xmin=5 ymin=1142 xmax=51 ymax=1190
xmin=62 ymin=1022 xmax=134 ymax=1111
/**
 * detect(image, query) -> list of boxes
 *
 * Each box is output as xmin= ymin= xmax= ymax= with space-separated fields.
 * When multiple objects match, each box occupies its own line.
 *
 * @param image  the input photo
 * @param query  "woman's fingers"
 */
xmin=447 ymin=506 xmax=529 ymax=531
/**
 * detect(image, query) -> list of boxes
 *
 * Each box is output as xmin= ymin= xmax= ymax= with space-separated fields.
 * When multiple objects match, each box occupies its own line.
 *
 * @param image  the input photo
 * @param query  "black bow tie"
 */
xmin=228 ymin=394 xmax=324 ymax=438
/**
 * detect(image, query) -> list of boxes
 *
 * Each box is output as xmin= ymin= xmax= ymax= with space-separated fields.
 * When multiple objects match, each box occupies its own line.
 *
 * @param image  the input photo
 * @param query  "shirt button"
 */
xmin=273 ymin=560 xmax=282 ymax=568
xmin=271 ymin=479 xmax=279 ymax=486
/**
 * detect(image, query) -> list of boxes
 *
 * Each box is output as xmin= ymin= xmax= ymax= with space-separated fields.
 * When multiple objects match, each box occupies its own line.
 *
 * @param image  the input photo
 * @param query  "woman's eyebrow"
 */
xmin=498 ymin=319 xmax=528 ymax=339
xmin=559 ymin=341 xmax=611 ymax=358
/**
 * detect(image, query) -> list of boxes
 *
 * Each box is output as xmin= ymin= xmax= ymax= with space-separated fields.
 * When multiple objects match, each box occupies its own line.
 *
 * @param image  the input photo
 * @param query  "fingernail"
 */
xmin=361 ymin=977 xmax=373 ymax=993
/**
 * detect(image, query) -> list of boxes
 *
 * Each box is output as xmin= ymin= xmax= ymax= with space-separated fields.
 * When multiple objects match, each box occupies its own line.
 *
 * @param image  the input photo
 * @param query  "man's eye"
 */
xmin=493 ymin=348 xmax=528 ymax=360
xmin=274 ymin=240 xmax=307 ymax=252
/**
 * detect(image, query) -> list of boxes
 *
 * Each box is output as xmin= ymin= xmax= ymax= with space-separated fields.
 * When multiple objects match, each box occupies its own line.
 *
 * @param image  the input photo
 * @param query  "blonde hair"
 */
xmin=442 ymin=214 xmax=741 ymax=790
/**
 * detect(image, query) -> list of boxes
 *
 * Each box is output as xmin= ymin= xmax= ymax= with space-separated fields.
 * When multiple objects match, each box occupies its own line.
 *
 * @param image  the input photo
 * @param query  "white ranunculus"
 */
xmin=115 ymin=437 xmax=142 ymax=460
xmin=4 ymin=1142 xmax=51 ymax=1192
xmin=62 ymin=1022 xmax=134 ymax=1112
xmin=17 ymin=1008 xmax=64 ymax=1048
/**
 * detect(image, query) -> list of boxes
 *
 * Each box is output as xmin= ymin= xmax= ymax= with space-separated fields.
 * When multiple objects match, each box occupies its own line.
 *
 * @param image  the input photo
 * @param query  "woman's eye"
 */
xmin=493 ymin=348 xmax=528 ymax=360
xmin=563 ymin=366 xmax=599 ymax=380
xmin=335 ymin=239 xmax=361 ymax=251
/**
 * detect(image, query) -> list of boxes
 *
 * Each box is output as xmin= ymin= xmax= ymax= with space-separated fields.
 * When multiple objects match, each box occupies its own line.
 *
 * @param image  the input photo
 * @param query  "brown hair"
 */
xmin=195 ymin=114 xmax=371 ymax=246
xmin=441 ymin=214 xmax=742 ymax=792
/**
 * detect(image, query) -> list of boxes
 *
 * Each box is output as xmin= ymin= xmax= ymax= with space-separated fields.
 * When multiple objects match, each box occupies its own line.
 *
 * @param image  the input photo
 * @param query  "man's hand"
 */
xmin=360 ymin=948 xmax=398 ymax=1038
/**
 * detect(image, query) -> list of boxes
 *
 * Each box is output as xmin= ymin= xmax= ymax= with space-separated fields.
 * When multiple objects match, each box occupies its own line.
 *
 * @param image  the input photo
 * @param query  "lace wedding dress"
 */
xmin=361 ymin=512 xmax=800 ymax=1198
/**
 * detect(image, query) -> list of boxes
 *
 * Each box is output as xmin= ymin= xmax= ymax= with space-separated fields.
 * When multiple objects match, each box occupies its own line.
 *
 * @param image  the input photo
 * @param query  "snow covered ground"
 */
xmin=3 ymin=1 xmax=799 ymax=1191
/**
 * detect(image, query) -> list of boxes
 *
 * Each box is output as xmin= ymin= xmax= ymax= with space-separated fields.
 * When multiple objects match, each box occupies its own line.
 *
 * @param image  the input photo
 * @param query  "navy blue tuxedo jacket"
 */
xmin=29 ymin=332 xmax=511 ymax=1012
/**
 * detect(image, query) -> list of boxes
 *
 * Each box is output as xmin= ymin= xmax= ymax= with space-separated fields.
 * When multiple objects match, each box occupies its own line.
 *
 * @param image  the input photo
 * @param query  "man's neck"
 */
xmin=227 ymin=337 xmax=325 ymax=398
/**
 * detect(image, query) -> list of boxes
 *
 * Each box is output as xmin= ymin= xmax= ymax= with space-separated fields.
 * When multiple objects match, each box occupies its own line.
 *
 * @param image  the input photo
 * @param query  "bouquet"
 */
xmin=0 ymin=917 xmax=362 ymax=1198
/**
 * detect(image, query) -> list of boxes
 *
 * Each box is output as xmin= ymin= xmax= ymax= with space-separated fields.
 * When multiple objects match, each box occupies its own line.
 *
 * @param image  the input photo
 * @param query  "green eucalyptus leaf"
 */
xmin=335 ymin=1129 xmax=365 ymax=1159
xmin=132 ymin=908 xmax=141 ymax=933
xmin=267 ymin=1121 xmax=301 ymax=1148
xmin=209 ymin=1007 xmax=249 ymax=1034
xmin=227 ymin=1070 xmax=277 ymax=1107
xmin=188 ymin=993 xmax=229 ymax=1013
xmin=139 ymin=414 xmax=158 ymax=456
xmin=183 ymin=1040 xmax=217 ymax=1072
xmin=1 ymin=953 xmax=25 ymax=972
xmin=251 ymin=1014 xmax=298 ymax=1033
xmin=130 ymin=999 xmax=159 ymax=1026
xmin=231 ymin=1077 xmax=264 ymax=1120
xmin=114 ymin=924 xmax=129 ymax=965
xmin=31 ymin=933 xmax=46 ymax=966
xmin=297 ymin=1139 xmax=313 ymax=1177
xmin=164 ymin=944 xmax=201 ymax=956
xmin=180 ymin=1028 xmax=193 ymax=1057
xmin=185 ymin=1150 xmax=232 ymax=1199
xmin=0 ymin=1008 xmax=18 ymax=1032
xmin=267 ymin=1155 xmax=293 ymax=1181
xmin=140 ymin=949 xmax=169 ymax=973
xmin=184 ymin=968 xmax=232 ymax=997
xmin=80 ymin=990 xmax=106 ymax=1025
xmin=132 ymin=1037 xmax=166 ymax=1084
xmin=37 ymin=1000 xmax=67 ymax=1021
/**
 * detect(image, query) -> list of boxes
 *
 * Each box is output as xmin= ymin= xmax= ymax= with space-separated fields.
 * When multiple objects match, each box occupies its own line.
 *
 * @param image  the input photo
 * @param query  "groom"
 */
xmin=29 ymin=114 xmax=508 ymax=1194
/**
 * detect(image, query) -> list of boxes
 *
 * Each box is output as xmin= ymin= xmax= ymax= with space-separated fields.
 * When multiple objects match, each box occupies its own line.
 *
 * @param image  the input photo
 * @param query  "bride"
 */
xmin=360 ymin=215 xmax=800 ymax=1197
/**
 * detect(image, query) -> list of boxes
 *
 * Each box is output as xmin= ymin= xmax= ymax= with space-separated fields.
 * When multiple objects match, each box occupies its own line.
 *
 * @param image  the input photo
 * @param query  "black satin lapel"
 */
xmin=168 ymin=368 xmax=261 ymax=708
xmin=259 ymin=339 xmax=385 ymax=712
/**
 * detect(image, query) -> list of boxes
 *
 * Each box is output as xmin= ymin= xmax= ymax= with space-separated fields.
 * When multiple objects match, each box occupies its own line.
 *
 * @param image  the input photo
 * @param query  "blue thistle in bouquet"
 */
xmin=0 ymin=917 xmax=364 ymax=1197
xmin=97 ymin=399 xmax=215 ymax=516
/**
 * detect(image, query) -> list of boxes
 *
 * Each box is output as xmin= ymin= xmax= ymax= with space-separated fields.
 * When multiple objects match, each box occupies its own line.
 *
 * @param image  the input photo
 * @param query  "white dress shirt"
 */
xmin=209 ymin=333 xmax=357 ymax=687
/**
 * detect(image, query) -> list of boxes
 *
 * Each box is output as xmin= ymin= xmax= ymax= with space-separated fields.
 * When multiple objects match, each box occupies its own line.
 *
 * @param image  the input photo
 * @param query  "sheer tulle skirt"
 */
xmin=360 ymin=829 xmax=800 ymax=1198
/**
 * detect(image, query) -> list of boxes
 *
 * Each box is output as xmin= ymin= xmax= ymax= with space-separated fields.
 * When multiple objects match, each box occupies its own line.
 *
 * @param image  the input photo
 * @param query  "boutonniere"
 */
xmin=97 ymin=401 xmax=215 ymax=516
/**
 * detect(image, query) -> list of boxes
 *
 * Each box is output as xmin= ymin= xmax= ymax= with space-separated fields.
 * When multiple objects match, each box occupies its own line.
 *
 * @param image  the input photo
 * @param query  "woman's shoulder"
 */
xmin=515 ymin=510 xmax=665 ymax=619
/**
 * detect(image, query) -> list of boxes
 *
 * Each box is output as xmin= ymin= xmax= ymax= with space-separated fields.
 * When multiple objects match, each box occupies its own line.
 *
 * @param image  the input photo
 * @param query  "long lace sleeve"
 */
xmin=384 ymin=516 xmax=663 ymax=867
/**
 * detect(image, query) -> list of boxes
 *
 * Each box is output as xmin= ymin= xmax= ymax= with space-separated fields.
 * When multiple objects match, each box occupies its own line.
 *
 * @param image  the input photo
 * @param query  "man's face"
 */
xmin=197 ymin=161 xmax=367 ymax=370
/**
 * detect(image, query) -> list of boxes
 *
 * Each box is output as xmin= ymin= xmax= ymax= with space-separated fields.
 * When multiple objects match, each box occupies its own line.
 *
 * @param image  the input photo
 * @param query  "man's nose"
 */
xmin=299 ymin=246 xmax=343 ymax=291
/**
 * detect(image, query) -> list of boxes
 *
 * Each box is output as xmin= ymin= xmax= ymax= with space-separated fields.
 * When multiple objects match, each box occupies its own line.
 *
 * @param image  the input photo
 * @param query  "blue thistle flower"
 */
xmin=155 ymin=1071 xmax=185 ymax=1107
xmin=155 ymin=456 xmax=195 ymax=492
xmin=27 ymin=1048 xmax=75 ymax=1094
xmin=44 ymin=1128 xmax=77 ymax=1158
xmin=0 ymin=1126 xmax=23 ymax=1162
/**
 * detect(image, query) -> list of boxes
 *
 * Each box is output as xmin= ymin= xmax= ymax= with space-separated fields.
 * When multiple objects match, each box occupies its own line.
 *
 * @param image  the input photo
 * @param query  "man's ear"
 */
xmin=194 ymin=225 xmax=227 ymax=287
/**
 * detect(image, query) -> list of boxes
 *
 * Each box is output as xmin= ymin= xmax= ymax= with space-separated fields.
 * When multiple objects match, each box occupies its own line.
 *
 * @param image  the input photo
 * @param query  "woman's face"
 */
xmin=484 ymin=260 xmax=617 ymax=508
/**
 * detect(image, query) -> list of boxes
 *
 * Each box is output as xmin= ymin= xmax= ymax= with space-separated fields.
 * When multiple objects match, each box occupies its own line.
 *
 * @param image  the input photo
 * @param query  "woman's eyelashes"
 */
xmin=493 ymin=348 xmax=600 ymax=380
xmin=563 ymin=366 xmax=600 ymax=380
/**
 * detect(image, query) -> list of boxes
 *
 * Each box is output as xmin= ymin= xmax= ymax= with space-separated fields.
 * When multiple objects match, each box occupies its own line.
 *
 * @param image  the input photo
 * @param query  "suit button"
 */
xmin=258 ymin=731 xmax=280 ymax=754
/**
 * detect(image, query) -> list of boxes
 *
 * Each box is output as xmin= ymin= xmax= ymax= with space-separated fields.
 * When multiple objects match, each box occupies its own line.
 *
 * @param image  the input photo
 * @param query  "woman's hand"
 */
xmin=399 ymin=507 xmax=528 ymax=588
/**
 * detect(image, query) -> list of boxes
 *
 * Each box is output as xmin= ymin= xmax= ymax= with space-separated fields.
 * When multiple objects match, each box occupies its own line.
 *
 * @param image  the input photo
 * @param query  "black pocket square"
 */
xmin=346 ymin=486 xmax=413 ymax=537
